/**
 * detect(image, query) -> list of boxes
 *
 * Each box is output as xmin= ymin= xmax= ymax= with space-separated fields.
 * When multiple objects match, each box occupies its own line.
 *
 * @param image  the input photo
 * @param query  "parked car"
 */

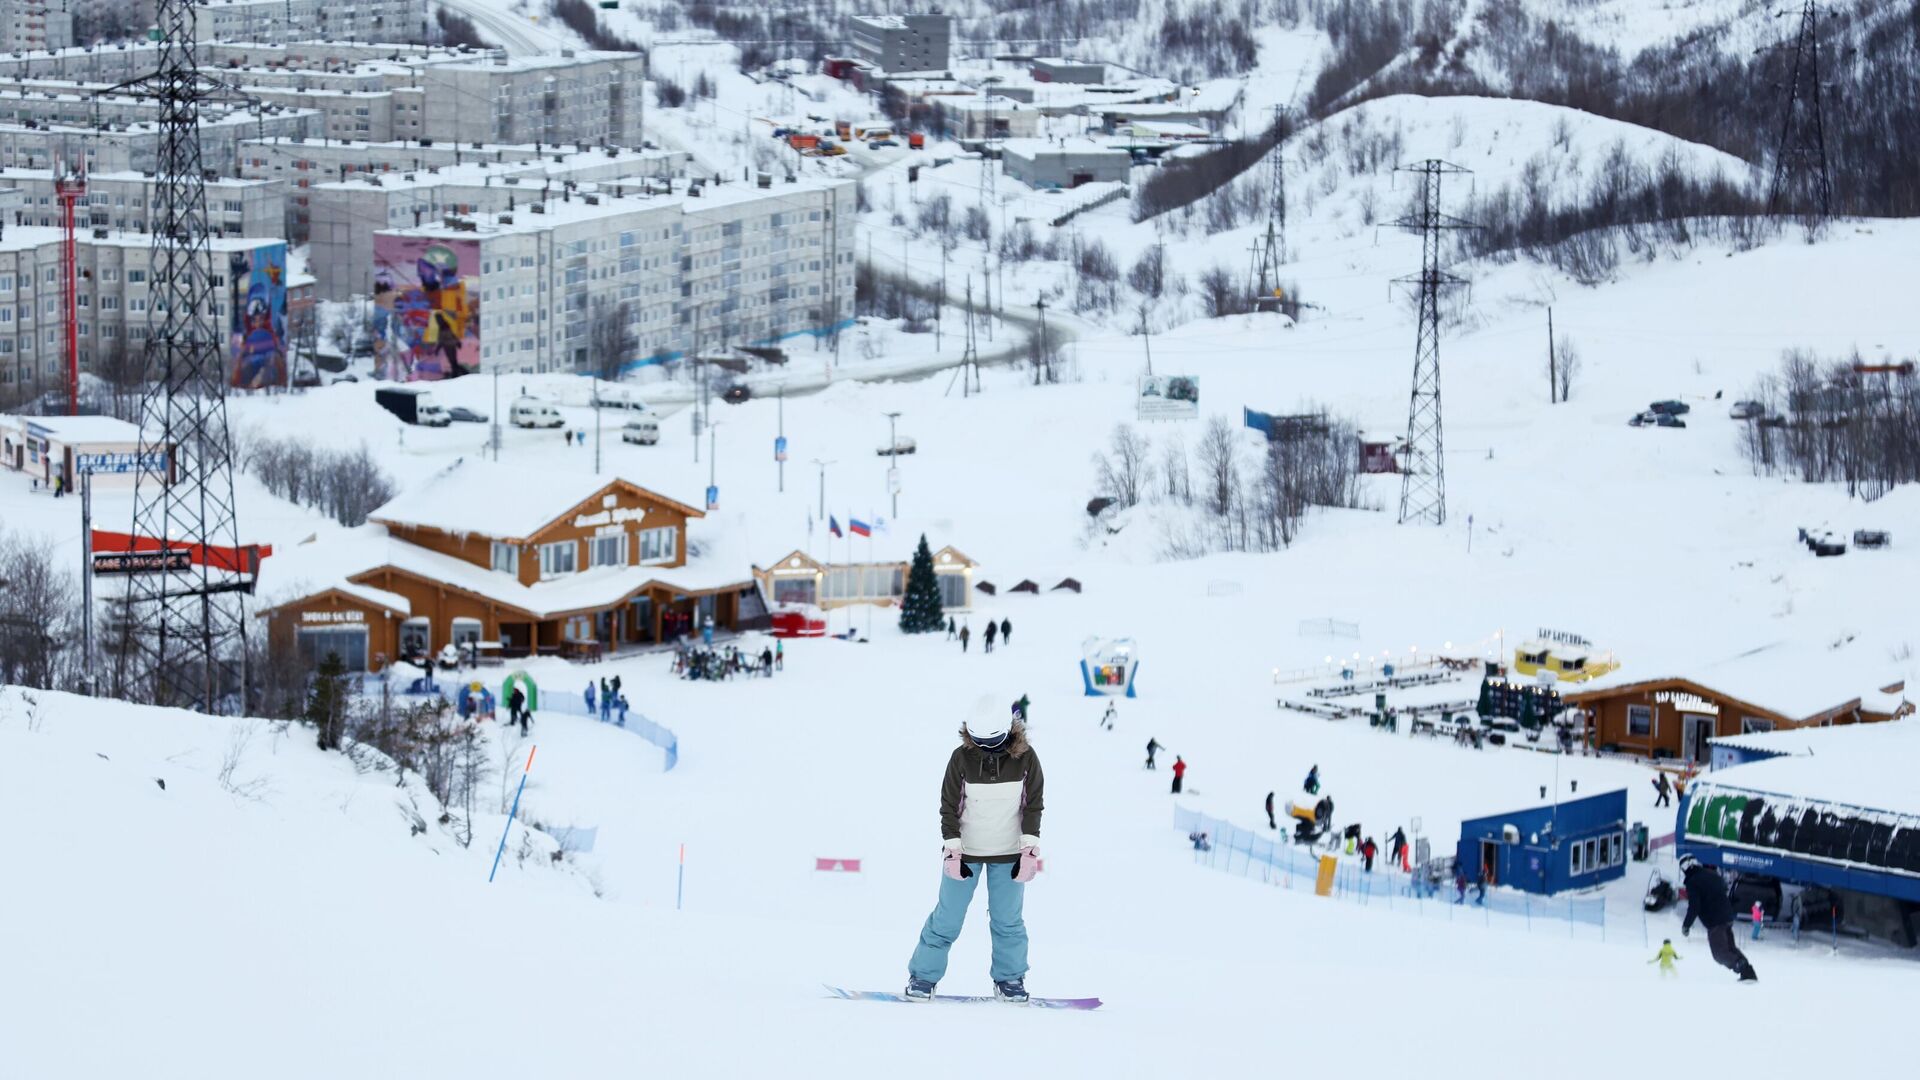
xmin=1729 ymin=400 xmax=1765 ymax=420
xmin=621 ymin=416 xmax=661 ymax=445
xmin=1629 ymin=411 xmax=1655 ymax=427
xmin=1852 ymin=529 xmax=1891 ymax=549
xmin=722 ymin=384 xmax=752 ymax=404
xmin=877 ymin=435 xmax=917 ymax=456
xmin=1647 ymin=400 xmax=1691 ymax=415
xmin=868 ymin=138 xmax=898 ymax=149
xmin=1654 ymin=413 xmax=1686 ymax=429
xmin=592 ymin=389 xmax=649 ymax=412
xmin=509 ymin=397 xmax=564 ymax=429
xmin=446 ymin=406 xmax=488 ymax=424
xmin=1799 ymin=527 xmax=1847 ymax=557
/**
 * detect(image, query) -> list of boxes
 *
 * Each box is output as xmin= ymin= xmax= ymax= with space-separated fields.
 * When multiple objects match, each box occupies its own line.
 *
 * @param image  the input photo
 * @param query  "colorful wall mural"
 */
xmin=371 ymin=235 xmax=480 ymax=381
xmin=227 ymin=242 xmax=289 ymax=390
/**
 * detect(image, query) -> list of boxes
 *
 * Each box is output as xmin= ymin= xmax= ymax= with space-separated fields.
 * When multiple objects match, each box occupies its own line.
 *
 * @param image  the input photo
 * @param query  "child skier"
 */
xmin=1144 ymin=738 xmax=1162 ymax=769
xmin=1650 ymin=939 xmax=1681 ymax=976
xmin=906 ymin=696 xmax=1045 ymax=1005
xmin=1751 ymin=900 xmax=1765 ymax=941
xmin=1100 ymin=702 xmax=1116 ymax=730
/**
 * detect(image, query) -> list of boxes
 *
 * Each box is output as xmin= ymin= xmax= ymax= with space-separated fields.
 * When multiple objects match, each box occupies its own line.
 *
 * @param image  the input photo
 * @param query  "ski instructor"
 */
xmin=906 ymin=695 xmax=1045 ymax=1004
xmin=1678 ymin=853 xmax=1758 ymax=982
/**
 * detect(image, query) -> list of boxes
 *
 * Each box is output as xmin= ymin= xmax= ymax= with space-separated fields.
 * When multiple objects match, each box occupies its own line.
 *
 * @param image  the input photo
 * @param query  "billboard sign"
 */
xmin=75 ymin=451 xmax=168 ymax=475
xmin=228 ymin=242 xmax=289 ymax=390
xmin=372 ymin=235 xmax=480 ymax=381
xmin=93 ymin=550 xmax=191 ymax=575
xmin=1138 ymin=374 xmax=1199 ymax=420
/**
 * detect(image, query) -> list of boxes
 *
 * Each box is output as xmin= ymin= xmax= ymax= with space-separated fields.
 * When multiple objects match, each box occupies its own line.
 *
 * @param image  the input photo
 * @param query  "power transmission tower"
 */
xmin=946 ymin=278 xmax=981 ymax=397
xmin=1766 ymin=0 xmax=1834 ymax=224
xmin=1246 ymin=105 xmax=1288 ymax=308
xmin=1390 ymin=160 xmax=1477 ymax=527
xmin=113 ymin=0 xmax=256 ymax=711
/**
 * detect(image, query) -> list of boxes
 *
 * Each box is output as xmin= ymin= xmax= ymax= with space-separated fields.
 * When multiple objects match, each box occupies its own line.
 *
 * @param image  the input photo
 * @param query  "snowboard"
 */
xmin=824 ymin=985 xmax=1102 ymax=1010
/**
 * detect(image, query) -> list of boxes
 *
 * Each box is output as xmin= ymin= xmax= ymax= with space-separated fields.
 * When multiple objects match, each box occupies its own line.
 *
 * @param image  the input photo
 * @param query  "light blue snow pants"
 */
xmin=908 ymin=861 xmax=1028 ymax=984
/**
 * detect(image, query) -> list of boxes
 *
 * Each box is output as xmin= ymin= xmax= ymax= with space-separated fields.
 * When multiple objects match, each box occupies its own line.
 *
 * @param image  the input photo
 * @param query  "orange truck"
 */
xmin=788 ymin=133 xmax=820 ymax=151
xmin=908 ymin=132 xmax=925 ymax=150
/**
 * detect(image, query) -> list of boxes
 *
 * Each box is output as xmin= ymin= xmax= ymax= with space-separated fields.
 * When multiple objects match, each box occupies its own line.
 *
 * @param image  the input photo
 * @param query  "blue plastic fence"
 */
xmin=1174 ymin=806 xmax=1644 ymax=946
xmin=545 ymin=690 xmax=679 ymax=771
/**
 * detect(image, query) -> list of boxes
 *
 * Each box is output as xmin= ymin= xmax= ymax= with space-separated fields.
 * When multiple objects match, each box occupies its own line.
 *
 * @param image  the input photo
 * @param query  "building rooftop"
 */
xmin=311 ymin=147 xmax=679 ymax=195
xmin=1699 ymin=717 xmax=1920 ymax=817
xmin=0 ymin=225 xmax=290 ymax=256
xmin=1569 ymin=640 xmax=1911 ymax=722
xmin=382 ymin=174 xmax=850 ymax=240
xmin=367 ymin=458 xmax=704 ymax=544
xmin=4 ymin=414 xmax=146 ymax=443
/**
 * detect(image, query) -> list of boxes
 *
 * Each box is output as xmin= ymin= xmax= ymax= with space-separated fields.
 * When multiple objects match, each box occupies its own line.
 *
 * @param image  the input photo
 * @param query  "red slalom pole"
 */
xmin=489 ymin=746 xmax=537 ymax=883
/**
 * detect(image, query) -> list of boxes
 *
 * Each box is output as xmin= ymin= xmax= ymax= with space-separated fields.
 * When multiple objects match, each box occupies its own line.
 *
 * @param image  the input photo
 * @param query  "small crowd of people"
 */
xmin=583 ymin=675 xmax=630 ymax=726
xmin=671 ymin=639 xmax=783 ymax=682
xmin=947 ymin=617 xmax=1013 ymax=654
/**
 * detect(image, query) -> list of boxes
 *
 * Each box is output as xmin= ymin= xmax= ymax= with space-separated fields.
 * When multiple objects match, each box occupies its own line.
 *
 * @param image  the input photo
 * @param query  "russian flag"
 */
xmin=849 ymin=517 xmax=872 ymax=538
xmin=829 ymin=515 xmax=843 ymax=538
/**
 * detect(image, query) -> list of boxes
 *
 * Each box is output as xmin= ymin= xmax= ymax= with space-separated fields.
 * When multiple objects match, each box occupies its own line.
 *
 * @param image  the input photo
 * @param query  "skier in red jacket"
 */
xmin=1170 ymin=756 xmax=1187 ymax=794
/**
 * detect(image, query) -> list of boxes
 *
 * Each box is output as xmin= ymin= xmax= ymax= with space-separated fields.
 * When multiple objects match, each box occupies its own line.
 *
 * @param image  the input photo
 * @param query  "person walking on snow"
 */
xmin=1170 ymin=756 xmax=1187 ymax=795
xmin=1144 ymin=738 xmax=1162 ymax=769
xmin=999 ymin=618 xmax=1011 ymax=645
xmin=947 ymin=617 xmax=956 ymax=641
xmin=775 ymin=639 xmax=784 ymax=671
xmin=1389 ymin=826 xmax=1409 ymax=868
xmin=1751 ymin=901 xmax=1765 ymax=941
xmin=1653 ymin=772 xmax=1673 ymax=807
xmin=960 ymin=624 xmax=971 ymax=653
xmin=1265 ymin=792 xmax=1277 ymax=830
xmin=1650 ymin=939 xmax=1681 ymax=977
xmin=1360 ymin=836 xmax=1378 ymax=873
xmin=1100 ymin=702 xmax=1116 ymax=730
xmin=984 ymin=620 xmax=998 ymax=653
xmin=584 ymin=682 xmax=596 ymax=714
xmin=905 ymin=695 xmax=1045 ymax=1005
xmin=1679 ymin=853 xmax=1758 ymax=982
xmin=507 ymin=685 xmax=526 ymax=730
xmin=1303 ymin=765 xmax=1320 ymax=795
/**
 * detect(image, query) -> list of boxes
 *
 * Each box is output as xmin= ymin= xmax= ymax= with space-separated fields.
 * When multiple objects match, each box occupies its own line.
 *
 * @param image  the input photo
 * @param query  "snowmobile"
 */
xmin=1643 ymin=869 xmax=1676 ymax=913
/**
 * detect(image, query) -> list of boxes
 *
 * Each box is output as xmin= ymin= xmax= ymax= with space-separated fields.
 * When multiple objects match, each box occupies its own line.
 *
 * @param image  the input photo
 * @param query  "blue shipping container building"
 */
xmin=1456 ymin=789 xmax=1629 ymax=895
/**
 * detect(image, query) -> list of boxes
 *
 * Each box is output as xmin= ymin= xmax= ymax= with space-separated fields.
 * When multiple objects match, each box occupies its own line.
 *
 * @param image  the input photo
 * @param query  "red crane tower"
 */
xmin=55 ymin=165 xmax=88 ymax=416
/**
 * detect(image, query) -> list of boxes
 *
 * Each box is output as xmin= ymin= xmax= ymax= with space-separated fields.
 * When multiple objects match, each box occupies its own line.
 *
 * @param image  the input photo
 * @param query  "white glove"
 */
xmin=1019 ymin=835 xmax=1040 ymax=854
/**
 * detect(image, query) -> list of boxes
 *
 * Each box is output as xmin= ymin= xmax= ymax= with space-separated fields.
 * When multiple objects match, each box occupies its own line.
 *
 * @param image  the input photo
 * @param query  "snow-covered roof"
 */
xmin=1700 ymin=718 xmax=1920 ymax=817
xmin=1568 ymin=640 xmax=1908 ymax=722
xmin=8 ymin=414 xmax=145 ymax=443
xmin=367 ymin=458 xmax=703 ymax=543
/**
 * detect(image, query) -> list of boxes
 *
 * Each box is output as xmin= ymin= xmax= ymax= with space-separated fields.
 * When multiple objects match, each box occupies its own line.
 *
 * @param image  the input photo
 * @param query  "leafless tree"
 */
xmin=588 ymin=297 xmax=638 ymax=381
xmin=1093 ymin=423 xmax=1153 ymax=509
xmin=1553 ymin=334 xmax=1580 ymax=403
xmin=0 ymin=529 xmax=78 ymax=691
xmin=1160 ymin=432 xmax=1191 ymax=504
xmin=1196 ymin=415 xmax=1240 ymax=518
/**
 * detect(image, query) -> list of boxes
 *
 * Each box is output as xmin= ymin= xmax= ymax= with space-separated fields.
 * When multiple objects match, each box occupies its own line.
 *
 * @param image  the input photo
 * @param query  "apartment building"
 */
xmin=306 ymin=146 xmax=682 ymax=299
xmin=1 ymin=168 xmax=284 ymax=238
xmin=0 ymin=0 xmax=72 ymax=52
xmin=847 ymin=13 xmax=952 ymax=74
xmin=416 ymin=49 xmax=647 ymax=148
xmin=369 ymin=175 xmax=855 ymax=378
xmin=0 ymin=226 xmax=308 ymax=394
xmin=192 ymin=0 xmax=429 ymax=46
xmin=0 ymin=104 xmax=315 ymax=176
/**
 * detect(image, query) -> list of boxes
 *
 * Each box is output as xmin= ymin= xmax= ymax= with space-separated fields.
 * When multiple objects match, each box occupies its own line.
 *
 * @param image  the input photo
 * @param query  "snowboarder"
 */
xmin=1099 ymin=702 xmax=1116 ymax=730
xmin=1170 ymin=756 xmax=1187 ymax=795
xmin=984 ymin=620 xmax=998 ymax=653
xmin=947 ymin=617 xmax=956 ymax=640
xmin=1751 ymin=901 xmax=1765 ymax=941
xmin=1653 ymin=772 xmax=1672 ymax=807
xmin=1144 ymin=738 xmax=1162 ymax=769
xmin=1360 ymin=836 xmax=1378 ymax=873
xmin=1679 ymin=853 xmax=1756 ymax=982
xmin=1389 ymin=826 xmax=1409 ymax=868
xmin=999 ymin=618 xmax=1011 ymax=645
xmin=1013 ymin=695 xmax=1030 ymax=724
xmin=1650 ymin=939 xmax=1681 ymax=977
xmin=960 ymin=624 xmax=971 ymax=653
xmin=905 ymin=695 xmax=1044 ymax=1005
xmin=1265 ymin=792 xmax=1277 ymax=830
xmin=1303 ymin=764 xmax=1320 ymax=795
xmin=1188 ymin=831 xmax=1211 ymax=852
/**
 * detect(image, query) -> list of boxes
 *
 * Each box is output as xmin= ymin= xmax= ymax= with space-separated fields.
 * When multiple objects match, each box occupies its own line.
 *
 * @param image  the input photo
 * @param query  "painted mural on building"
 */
xmin=227 ymin=243 xmax=289 ymax=390
xmin=371 ymin=236 xmax=479 ymax=381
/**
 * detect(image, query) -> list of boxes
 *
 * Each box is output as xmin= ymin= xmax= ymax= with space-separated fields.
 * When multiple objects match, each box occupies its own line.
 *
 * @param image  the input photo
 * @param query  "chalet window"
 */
xmin=638 ymin=526 xmax=676 ymax=564
xmin=590 ymin=533 xmax=627 ymax=568
xmin=1628 ymin=705 xmax=1652 ymax=737
xmin=491 ymin=541 xmax=518 ymax=575
xmin=1741 ymin=716 xmax=1773 ymax=735
xmin=539 ymin=540 xmax=577 ymax=578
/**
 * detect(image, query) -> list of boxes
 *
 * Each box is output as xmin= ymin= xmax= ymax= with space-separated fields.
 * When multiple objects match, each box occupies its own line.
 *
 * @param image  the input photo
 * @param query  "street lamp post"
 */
xmin=883 ymin=411 xmax=902 ymax=518
xmin=812 ymin=457 xmax=835 ymax=520
xmin=706 ymin=421 xmax=720 ymax=510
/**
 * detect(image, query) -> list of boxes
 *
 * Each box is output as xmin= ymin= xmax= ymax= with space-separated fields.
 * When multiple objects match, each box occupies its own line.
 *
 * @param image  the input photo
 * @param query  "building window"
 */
xmin=637 ymin=526 xmax=676 ymax=564
xmin=563 ymin=614 xmax=592 ymax=641
xmin=296 ymin=626 xmax=367 ymax=671
xmin=491 ymin=541 xmax=519 ymax=575
xmin=451 ymin=617 xmax=483 ymax=654
xmin=772 ymin=576 xmax=816 ymax=605
xmin=1627 ymin=705 xmax=1652 ymax=737
xmin=539 ymin=540 xmax=578 ymax=578
xmin=590 ymin=532 xmax=627 ymax=568
xmin=1571 ymin=842 xmax=1583 ymax=876
xmin=1741 ymin=716 xmax=1773 ymax=735
xmin=398 ymin=618 xmax=430 ymax=658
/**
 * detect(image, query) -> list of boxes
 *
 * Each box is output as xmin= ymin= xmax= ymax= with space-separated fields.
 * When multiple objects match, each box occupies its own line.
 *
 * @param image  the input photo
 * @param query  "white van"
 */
xmin=621 ymin=416 xmax=660 ymax=445
xmin=509 ymin=397 xmax=564 ymax=429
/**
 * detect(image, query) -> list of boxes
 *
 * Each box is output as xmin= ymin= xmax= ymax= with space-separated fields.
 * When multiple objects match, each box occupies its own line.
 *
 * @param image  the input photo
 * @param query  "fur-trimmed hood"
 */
xmin=958 ymin=721 xmax=1030 ymax=758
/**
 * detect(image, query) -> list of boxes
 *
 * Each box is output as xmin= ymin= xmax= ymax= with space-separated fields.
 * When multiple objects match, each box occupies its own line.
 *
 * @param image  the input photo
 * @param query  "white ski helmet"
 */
xmin=965 ymin=694 xmax=1011 ymax=748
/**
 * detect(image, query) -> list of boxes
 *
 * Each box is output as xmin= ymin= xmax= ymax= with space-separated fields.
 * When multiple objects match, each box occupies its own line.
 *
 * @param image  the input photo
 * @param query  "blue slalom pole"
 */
xmin=489 ymin=746 xmax=537 ymax=883
xmin=676 ymin=843 xmax=685 ymax=910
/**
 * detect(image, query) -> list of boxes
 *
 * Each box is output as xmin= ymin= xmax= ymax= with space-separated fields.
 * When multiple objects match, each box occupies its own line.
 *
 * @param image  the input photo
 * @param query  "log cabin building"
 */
xmin=257 ymin=460 xmax=763 ymax=670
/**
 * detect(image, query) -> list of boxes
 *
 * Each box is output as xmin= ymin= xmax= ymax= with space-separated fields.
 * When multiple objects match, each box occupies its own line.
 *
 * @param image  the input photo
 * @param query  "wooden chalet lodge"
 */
xmin=258 ymin=461 xmax=764 ymax=670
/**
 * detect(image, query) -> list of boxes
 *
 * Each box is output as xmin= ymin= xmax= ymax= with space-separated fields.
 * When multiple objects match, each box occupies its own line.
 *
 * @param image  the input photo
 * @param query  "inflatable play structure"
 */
xmin=502 ymin=670 xmax=539 ymax=711
xmin=1080 ymin=637 xmax=1140 ymax=697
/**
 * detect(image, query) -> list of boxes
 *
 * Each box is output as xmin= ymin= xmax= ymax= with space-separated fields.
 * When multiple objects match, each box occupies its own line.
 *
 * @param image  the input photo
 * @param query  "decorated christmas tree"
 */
xmin=898 ymin=533 xmax=945 ymax=634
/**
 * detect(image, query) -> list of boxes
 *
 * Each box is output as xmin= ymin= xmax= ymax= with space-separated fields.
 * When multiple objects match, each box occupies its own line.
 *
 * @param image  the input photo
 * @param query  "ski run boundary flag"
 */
xmin=849 ymin=517 xmax=872 ymax=538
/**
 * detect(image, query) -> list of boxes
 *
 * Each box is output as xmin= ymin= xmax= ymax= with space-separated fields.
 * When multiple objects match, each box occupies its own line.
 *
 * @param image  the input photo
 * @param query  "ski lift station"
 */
xmin=1456 ymin=788 xmax=1631 ymax=895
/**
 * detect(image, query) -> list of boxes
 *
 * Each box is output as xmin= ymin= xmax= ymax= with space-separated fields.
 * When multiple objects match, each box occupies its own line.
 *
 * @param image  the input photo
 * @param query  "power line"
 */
xmin=1765 ymin=0 xmax=1834 ymax=225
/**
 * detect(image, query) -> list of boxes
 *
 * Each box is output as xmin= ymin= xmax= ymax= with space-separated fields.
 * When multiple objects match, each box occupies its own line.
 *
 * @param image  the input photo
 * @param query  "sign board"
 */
xmin=886 ymin=466 xmax=901 ymax=494
xmin=706 ymin=484 xmax=719 ymax=511
xmin=75 ymin=451 xmax=168 ymax=475
xmin=1656 ymin=690 xmax=1720 ymax=715
xmin=774 ymin=435 xmax=788 ymax=462
xmin=1536 ymin=628 xmax=1593 ymax=648
xmin=572 ymin=506 xmax=649 ymax=529
xmin=301 ymin=610 xmax=367 ymax=624
xmin=92 ymin=549 xmax=190 ymax=575
xmin=1137 ymin=374 xmax=1199 ymax=420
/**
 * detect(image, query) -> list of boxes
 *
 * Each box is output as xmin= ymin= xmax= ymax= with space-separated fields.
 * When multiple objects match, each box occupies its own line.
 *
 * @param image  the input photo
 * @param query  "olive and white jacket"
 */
xmin=940 ymin=725 xmax=1044 ymax=863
